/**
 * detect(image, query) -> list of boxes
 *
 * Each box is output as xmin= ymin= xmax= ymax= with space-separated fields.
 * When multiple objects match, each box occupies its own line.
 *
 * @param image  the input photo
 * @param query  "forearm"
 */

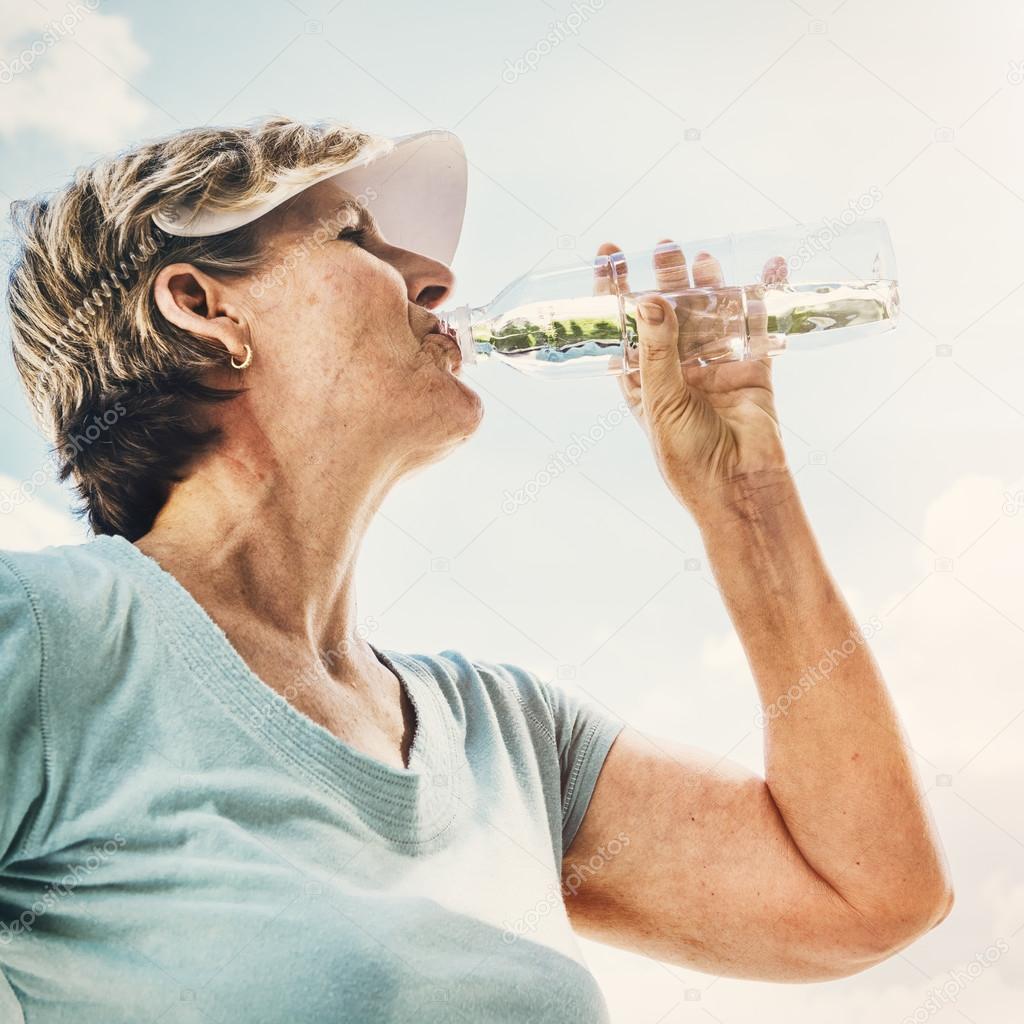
xmin=696 ymin=470 xmax=952 ymax=929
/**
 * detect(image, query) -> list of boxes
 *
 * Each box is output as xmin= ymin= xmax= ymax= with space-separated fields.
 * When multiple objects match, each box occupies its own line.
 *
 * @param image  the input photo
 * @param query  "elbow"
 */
xmin=911 ymin=879 xmax=956 ymax=938
xmin=840 ymin=881 xmax=956 ymax=972
xmin=930 ymin=881 xmax=956 ymax=930
xmin=886 ymin=878 xmax=955 ymax=946
xmin=780 ymin=876 xmax=956 ymax=982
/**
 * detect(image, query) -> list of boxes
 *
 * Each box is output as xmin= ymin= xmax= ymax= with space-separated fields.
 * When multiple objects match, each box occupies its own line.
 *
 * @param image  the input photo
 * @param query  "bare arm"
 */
xmin=563 ymin=473 xmax=952 ymax=979
xmin=563 ymin=243 xmax=953 ymax=979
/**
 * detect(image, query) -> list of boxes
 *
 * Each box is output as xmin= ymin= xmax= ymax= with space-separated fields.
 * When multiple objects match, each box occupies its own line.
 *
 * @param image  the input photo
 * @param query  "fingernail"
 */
xmin=638 ymin=301 xmax=664 ymax=324
xmin=654 ymin=242 xmax=685 ymax=270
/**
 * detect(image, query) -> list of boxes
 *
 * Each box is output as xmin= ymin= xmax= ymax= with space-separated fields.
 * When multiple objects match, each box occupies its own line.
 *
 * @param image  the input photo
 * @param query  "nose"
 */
xmin=393 ymin=249 xmax=456 ymax=310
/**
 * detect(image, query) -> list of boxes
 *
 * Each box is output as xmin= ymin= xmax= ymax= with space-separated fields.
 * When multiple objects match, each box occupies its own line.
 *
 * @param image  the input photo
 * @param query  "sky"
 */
xmin=1 ymin=0 xmax=1023 ymax=1019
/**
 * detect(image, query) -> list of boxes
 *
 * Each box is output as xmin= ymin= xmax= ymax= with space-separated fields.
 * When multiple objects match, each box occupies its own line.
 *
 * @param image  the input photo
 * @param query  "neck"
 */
xmin=134 ymin=425 xmax=405 ymax=668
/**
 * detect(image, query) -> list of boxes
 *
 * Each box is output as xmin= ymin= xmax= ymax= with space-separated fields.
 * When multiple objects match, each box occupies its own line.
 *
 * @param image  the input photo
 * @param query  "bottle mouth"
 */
xmin=439 ymin=306 xmax=476 ymax=365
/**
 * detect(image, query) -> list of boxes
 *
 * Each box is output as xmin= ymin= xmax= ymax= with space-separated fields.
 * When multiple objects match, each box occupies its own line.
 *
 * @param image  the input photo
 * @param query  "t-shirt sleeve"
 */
xmin=539 ymin=676 xmax=624 ymax=854
xmin=0 ymin=555 xmax=47 ymax=869
xmin=496 ymin=661 xmax=625 ymax=856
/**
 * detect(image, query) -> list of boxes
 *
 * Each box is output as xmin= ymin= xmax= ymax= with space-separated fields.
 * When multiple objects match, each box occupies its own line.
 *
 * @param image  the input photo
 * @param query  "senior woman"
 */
xmin=0 ymin=117 xmax=951 ymax=1023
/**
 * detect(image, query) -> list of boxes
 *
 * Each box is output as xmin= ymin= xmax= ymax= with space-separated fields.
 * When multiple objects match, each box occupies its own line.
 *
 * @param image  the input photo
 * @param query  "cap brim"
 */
xmin=331 ymin=130 xmax=467 ymax=266
xmin=152 ymin=128 xmax=468 ymax=266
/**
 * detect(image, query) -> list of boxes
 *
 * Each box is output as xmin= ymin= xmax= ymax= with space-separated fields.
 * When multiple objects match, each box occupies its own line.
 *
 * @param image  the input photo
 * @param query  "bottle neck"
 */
xmin=440 ymin=304 xmax=487 ymax=366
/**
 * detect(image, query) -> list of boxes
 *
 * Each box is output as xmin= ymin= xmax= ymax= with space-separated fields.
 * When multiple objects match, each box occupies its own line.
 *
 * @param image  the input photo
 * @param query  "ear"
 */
xmin=153 ymin=263 xmax=250 ymax=361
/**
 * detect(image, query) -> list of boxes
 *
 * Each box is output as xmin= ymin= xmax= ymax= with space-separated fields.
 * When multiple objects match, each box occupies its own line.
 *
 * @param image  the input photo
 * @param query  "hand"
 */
xmin=598 ymin=239 xmax=793 ymax=521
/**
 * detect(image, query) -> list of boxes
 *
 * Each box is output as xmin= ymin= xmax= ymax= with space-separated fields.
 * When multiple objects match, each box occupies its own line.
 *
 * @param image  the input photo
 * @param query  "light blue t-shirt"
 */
xmin=0 ymin=535 xmax=625 ymax=1023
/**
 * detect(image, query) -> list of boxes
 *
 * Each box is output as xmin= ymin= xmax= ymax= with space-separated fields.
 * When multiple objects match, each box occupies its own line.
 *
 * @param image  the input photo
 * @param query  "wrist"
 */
xmin=695 ymin=471 xmax=831 ymax=624
xmin=691 ymin=469 xmax=802 ymax=535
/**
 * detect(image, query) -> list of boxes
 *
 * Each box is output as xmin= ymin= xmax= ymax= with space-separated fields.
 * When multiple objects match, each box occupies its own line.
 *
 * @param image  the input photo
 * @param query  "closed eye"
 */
xmin=337 ymin=226 xmax=367 ymax=245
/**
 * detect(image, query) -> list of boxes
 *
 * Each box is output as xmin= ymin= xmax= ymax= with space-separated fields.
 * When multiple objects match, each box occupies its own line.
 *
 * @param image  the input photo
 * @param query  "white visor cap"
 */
xmin=151 ymin=128 xmax=468 ymax=266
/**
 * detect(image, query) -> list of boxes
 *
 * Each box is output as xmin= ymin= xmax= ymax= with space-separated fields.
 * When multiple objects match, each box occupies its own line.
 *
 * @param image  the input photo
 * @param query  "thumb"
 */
xmin=635 ymin=293 xmax=685 ymax=407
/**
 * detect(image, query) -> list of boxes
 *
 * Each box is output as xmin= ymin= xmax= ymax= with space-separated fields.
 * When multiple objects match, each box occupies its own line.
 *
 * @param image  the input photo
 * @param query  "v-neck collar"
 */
xmin=96 ymin=533 xmax=465 ymax=848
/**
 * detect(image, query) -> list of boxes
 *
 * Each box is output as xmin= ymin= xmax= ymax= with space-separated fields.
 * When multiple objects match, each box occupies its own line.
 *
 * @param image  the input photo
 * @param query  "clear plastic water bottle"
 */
xmin=441 ymin=219 xmax=899 ymax=381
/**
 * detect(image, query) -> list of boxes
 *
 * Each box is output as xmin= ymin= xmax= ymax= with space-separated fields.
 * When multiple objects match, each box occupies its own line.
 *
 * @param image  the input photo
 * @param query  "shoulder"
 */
xmin=0 ymin=556 xmax=47 ymax=865
xmin=385 ymin=646 xmax=561 ymax=739
xmin=0 ymin=538 xmax=131 ymax=634
xmin=394 ymin=647 xmax=625 ymax=857
xmin=0 ymin=537 xmax=147 ymax=701
xmin=0 ymin=534 xmax=124 ymax=589
xmin=0 ymin=549 xmax=45 ymax=695
xmin=0 ymin=538 xmax=144 ymax=863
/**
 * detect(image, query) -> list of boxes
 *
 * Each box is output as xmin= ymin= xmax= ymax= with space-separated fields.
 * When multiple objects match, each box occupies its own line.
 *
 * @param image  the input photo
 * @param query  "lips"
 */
xmin=423 ymin=318 xmax=462 ymax=371
xmin=426 ymin=316 xmax=459 ymax=345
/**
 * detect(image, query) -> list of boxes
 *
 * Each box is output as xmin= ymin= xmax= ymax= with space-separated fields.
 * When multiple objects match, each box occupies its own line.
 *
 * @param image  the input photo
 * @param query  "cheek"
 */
xmin=256 ymin=253 xmax=413 ymax=402
xmin=321 ymin=260 xmax=410 ymax=365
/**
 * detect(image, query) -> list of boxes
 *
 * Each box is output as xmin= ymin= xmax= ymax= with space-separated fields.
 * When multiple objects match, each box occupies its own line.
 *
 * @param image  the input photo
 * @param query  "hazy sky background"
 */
xmin=1 ymin=0 xmax=1023 ymax=1020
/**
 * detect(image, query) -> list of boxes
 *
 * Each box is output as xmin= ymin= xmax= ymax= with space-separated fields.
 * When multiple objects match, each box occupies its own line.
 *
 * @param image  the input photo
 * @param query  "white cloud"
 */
xmin=873 ymin=475 xmax=1024 ymax=772
xmin=0 ymin=1 xmax=151 ymax=150
xmin=0 ymin=471 xmax=87 ymax=550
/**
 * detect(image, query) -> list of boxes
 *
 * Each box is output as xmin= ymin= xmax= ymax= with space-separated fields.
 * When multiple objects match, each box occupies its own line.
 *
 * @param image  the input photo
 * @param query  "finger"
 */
xmin=611 ymin=355 xmax=643 ymax=398
xmin=608 ymin=354 xmax=643 ymax=415
xmin=593 ymin=241 xmax=618 ymax=296
xmin=608 ymin=250 xmax=631 ymax=294
xmin=746 ymin=254 xmax=788 ymax=358
xmin=761 ymin=254 xmax=789 ymax=286
xmin=686 ymin=252 xmax=727 ymax=360
xmin=746 ymin=282 xmax=768 ymax=341
xmin=653 ymin=237 xmax=689 ymax=294
xmin=653 ymin=238 xmax=696 ymax=365
xmin=594 ymin=241 xmax=630 ymax=296
xmin=606 ymin=348 xmax=638 ymax=385
xmin=635 ymin=292 xmax=686 ymax=409
xmin=692 ymin=250 xmax=724 ymax=289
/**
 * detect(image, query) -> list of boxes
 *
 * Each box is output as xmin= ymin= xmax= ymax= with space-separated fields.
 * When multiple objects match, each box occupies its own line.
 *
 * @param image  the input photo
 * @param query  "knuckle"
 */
xmin=640 ymin=340 xmax=678 ymax=364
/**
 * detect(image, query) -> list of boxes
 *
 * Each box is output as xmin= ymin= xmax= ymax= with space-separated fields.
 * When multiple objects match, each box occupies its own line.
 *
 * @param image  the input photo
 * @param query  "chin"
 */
xmin=421 ymin=375 xmax=484 ymax=453
xmin=394 ymin=348 xmax=485 ymax=448
xmin=402 ymin=398 xmax=483 ymax=476
xmin=443 ymin=373 xmax=485 ymax=437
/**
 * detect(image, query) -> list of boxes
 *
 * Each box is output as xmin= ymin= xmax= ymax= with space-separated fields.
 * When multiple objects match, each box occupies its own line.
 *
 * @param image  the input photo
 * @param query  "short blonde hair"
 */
xmin=6 ymin=116 xmax=376 ymax=539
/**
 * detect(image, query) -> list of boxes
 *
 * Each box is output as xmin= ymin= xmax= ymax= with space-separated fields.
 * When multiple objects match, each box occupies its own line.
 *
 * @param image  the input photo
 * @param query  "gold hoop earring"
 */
xmin=230 ymin=344 xmax=253 ymax=371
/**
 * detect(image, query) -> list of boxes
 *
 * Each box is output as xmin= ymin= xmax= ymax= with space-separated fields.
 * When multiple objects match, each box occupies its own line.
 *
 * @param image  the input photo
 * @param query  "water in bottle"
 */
xmin=441 ymin=219 xmax=899 ymax=381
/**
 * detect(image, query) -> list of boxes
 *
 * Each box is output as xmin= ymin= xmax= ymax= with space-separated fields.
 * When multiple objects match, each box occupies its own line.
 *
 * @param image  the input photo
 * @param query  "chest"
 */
xmin=228 ymin=642 xmax=417 ymax=771
xmin=2 ymin=795 xmax=607 ymax=1023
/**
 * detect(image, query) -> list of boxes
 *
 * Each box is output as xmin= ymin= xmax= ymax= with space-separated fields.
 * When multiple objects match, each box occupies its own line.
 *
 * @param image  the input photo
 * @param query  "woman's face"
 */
xmin=227 ymin=175 xmax=483 ymax=474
